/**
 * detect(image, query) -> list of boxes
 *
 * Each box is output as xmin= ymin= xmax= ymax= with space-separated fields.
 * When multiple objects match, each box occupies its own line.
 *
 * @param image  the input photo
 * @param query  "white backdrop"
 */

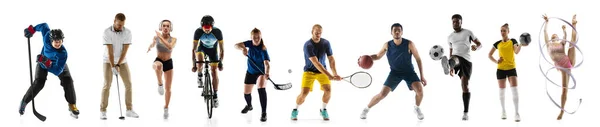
xmin=1 ymin=0 xmax=598 ymax=127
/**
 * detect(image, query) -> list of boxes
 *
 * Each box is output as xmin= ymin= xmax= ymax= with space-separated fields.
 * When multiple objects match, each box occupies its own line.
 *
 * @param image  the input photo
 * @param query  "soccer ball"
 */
xmin=429 ymin=45 xmax=444 ymax=61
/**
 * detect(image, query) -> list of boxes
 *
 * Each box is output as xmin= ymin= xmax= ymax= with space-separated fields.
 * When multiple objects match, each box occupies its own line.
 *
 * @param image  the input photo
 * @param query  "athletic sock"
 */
xmin=244 ymin=94 xmax=252 ymax=106
xmin=462 ymin=92 xmax=471 ymax=113
xmin=214 ymin=90 xmax=218 ymax=99
xmin=500 ymin=88 xmax=506 ymax=113
xmin=258 ymin=88 xmax=267 ymax=113
xmin=511 ymin=86 xmax=519 ymax=113
xmin=322 ymin=103 xmax=327 ymax=110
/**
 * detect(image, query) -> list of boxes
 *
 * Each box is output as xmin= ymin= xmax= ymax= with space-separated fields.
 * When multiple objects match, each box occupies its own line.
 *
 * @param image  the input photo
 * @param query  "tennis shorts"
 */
xmin=383 ymin=71 xmax=420 ymax=91
xmin=301 ymin=71 xmax=331 ymax=92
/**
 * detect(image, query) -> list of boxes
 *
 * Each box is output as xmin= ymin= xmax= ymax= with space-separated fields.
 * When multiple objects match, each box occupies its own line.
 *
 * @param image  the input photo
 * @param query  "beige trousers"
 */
xmin=100 ymin=63 xmax=133 ymax=111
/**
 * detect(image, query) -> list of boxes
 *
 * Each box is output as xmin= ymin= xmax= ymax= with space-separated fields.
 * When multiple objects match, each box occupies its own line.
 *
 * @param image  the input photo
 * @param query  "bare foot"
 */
xmin=557 ymin=112 xmax=564 ymax=120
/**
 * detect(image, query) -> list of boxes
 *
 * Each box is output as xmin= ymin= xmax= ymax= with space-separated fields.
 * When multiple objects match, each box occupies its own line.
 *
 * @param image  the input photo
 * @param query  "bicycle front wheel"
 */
xmin=204 ymin=72 xmax=214 ymax=119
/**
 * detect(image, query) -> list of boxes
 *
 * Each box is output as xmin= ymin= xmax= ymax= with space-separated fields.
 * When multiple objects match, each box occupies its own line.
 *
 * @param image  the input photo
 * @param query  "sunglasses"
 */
xmin=202 ymin=24 xmax=212 ymax=29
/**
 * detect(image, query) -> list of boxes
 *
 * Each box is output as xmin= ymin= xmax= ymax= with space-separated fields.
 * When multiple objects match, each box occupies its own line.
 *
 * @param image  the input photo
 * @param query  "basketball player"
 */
xmin=359 ymin=23 xmax=427 ymax=120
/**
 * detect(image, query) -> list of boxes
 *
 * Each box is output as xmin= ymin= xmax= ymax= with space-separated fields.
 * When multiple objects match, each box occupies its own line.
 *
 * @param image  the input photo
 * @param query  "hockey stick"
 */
xmin=27 ymin=37 xmax=46 ymax=121
xmin=246 ymin=55 xmax=292 ymax=90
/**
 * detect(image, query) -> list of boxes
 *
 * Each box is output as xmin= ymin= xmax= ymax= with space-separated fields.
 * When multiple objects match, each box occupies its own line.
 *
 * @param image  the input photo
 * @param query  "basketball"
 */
xmin=358 ymin=55 xmax=374 ymax=69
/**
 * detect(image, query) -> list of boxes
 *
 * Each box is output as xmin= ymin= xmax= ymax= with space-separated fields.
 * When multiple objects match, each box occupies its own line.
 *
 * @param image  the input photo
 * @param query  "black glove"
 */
xmin=218 ymin=62 xmax=223 ymax=70
xmin=24 ymin=25 xmax=35 ymax=38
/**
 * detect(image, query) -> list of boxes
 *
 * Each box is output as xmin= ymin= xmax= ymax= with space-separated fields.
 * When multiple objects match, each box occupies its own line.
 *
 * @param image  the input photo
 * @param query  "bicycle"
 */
xmin=196 ymin=55 xmax=218 ymax=119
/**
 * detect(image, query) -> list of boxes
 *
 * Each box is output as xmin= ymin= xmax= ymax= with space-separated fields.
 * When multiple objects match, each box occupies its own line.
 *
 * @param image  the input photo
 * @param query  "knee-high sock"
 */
xmin=258 ymin=88 xmax=267 ymax=113
xmin=244 ymin=94 xmax=252 ymax=106
xmin=463 ymin=92 xmax=471 ymax=113
xmin=511 ymin=86 xmax=519 ymax=113
xmin=500 ymin=88 xmax=506 ymax=113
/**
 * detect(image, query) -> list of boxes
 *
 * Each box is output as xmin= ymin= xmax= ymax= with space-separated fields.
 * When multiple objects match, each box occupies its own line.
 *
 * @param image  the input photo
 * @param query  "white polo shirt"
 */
xmin=448 ymin=29 xmax=477 ymax=62
xmin=103 ymin=25 xmax=132 ymax=64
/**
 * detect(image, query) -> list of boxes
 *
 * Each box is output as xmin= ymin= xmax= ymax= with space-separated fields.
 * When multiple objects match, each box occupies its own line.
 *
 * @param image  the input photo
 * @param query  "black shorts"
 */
xmin=198 ymin=45 xmax=220 ymax=63
xmin=244 ymin=71 xmax=264 ymax=84
xmin=154 ymin=58 xmax=173 ymax=71
xmin=452 ymin=55 xmax=472 ymax=79
xmin=496 ymin=69 xmax=518 ymax=79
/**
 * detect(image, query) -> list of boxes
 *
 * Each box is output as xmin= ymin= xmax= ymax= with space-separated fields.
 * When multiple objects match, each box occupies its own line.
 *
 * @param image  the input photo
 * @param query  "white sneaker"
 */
xmin=360 ymin=108 xmax=369 ymax=119
xmin=126 ymin=110 xmax=139 ymax=118
xmin=415 ymin=106 xmax=424 ymax=120
xmin=213 ymin=98 xmax=219 ymax=108
xmin=163 ymin=108 xmax=169 ymax=119
xmin=441 ymin=56 xmax=450 ymax=75
xmin=462 ymin=113 xmax=469 ymax=121
xmin=100 ymin=111 xmax=107 ymax=120
xmin=515 ymin=113 xmax=521 ymax=122
xmin=501 ymin=112 xmax=507 ymax=120
xmin=158 ymin=85 xmax=164 ymax=95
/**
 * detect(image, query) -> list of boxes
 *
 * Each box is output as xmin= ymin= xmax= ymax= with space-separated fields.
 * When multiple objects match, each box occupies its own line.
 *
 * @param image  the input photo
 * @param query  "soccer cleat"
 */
xmin=260 ymin=113 xmax=267 ymax=122
xmin=501 ymin=112 xmax=507 ymax=120
xmin=291 ymin=109 xmax=298 ymax=120
xmin=158 ymin=85 xmax=164 ymax=95
xmin=320 ymin=109 xmax=330 ymax=121
xmin=515 ymin=113 xmax=521 ymax=122
xmin=462 ymin=112 xmax=469 ymax=121
xmin=100 ymin=111 xmax=107 ymax=120
xmin=126 ymin=110 xmax=139 ymax=118
xmin=241 ymin=105 xmax=253 ymax=114
xmin=441 ymin=56 xmax=450 ymax=75
xmin=415 ymin=106 xmax=424 ymax=120
xmin=360 ymin=108 xmax=369 ymax=119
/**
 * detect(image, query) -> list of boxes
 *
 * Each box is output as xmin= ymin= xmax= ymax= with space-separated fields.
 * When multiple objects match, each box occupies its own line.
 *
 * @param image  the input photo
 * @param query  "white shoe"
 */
xmin=360 ymin=108 xmax=369 ymax=119
xmin=515 ymin=113 xmax=521 ymax=122
xmin=164 ymin=108 xmax=169 ymax=119
xmin=462 ymin=113 xmax=469 ymax=121
xmin=415 ymin=106 xmax=424 ymax=120
xmin=158 ymin=85 xmax=164 ymax=95
xmin=441 ymin=56 xmax=450 ymax=75
xmin=213 ymin=98 xmax=219 ymax=108
xmin=100 ymin=111 xmax=107 ymax=120
xmin=126 ymin=110 xmax=139 ymax=118
xmin=501 ymin=112 xmax=507 ymax=120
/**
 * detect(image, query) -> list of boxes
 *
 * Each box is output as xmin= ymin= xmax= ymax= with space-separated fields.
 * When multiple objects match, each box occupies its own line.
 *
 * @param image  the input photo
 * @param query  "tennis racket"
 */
xmin=246 ymin=55 xmax=292 ymax=90
xmin=341 ymin=71 xmax=373 ymax=88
